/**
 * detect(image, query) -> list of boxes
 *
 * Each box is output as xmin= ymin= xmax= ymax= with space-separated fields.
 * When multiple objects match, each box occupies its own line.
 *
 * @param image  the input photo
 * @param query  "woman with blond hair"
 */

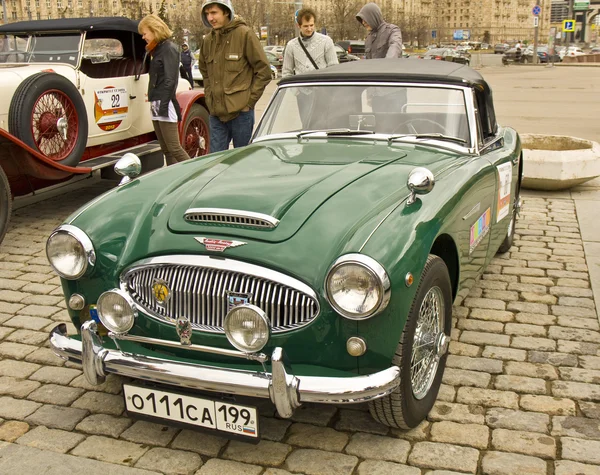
xmin=139 ymin=14 xmax=190 ymax=165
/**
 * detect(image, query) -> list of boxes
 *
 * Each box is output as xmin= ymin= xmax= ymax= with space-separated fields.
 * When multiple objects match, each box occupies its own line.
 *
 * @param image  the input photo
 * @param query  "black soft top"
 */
xmin=0 ymin=17 xmax=140 ymax=34
xmin=279 ymin=58 xmax=489 ymax=89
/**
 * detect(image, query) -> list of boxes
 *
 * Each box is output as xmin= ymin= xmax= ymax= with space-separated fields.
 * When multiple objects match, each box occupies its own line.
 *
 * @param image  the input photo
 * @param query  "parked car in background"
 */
xmin=337 ymin=40 xmax=366 ymax=59
xmin=264 ymin=45 xmax=284 ymax=62
xmin=335 ymin=44 xmax=360 ymax=63
xmin=270 ymin=64 xmax=278 ymax=79
xmin=423 ymin=47 xmax=471 ymax=65
xmin=48 ymin=59 xmax=522 ymax=438
xmin=192 ymin=60 xmax=203 ymax=86
xmin=494 ymin=43 xmax=509 ymax=54
xmin=591 ymin=46 xmax=600 ymax=54
xmin=481 ymin=43 xmax=490 ymax=50
xmin=0 ymin=17 xmax=210 ymax=244
xmin=265 ymin=51 xmax=282 ymax=73
xmin=523 ymin=45 xmax=560 ymax=63
xmin=565 ymin=46 xmax=585 ymax=58
xmin=264 ymin=45 xmax=284 ymax=56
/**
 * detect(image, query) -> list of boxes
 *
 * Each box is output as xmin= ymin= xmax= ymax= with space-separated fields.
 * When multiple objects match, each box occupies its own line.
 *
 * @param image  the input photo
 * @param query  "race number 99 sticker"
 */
xmin=496 ymin=162 xmax=512 ymax=223
xmin=94 ymin=86 xmax=129 ymax=131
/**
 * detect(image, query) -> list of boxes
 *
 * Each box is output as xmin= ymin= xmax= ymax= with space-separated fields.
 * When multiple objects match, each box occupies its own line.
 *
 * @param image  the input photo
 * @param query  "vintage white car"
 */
xmin=0 ymin=17 xmax=210 ymax=244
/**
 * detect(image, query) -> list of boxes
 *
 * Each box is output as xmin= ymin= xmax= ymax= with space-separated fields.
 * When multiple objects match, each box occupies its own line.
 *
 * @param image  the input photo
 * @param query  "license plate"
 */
xmin=123 ymin=384 xmax=259 ymax=439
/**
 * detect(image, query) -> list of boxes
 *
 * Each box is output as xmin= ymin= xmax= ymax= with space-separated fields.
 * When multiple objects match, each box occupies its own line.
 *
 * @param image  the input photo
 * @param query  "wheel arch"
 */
xmin=176 ymin=89 xmax=208 ymax=140
xmin=429 ymin=233 xmax=460 ymax=301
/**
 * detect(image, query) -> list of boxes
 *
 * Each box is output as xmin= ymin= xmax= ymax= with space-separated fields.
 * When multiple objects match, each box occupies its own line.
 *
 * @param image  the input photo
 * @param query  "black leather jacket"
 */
xmin=147 ymin=40 xmax=182 ymax=120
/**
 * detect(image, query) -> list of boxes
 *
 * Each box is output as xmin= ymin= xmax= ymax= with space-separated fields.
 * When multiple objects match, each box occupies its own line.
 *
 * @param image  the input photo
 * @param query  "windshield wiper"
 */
xmin=388 ymin=133 xmax=467 ymax=145
xmin=326 ymin=129 xmax=375 ymax=136
xmin=297 ymin=128 xmax=374 ymax=139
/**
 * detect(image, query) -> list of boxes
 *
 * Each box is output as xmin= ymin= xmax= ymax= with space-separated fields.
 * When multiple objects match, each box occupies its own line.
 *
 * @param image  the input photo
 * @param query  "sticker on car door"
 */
xmin=496 ymin=162 xmax=512 ymax=222
xmin=94 ymin=86 xmax=129 ymax=131
xmin=470 ymin=207 xmax=491 ymax=255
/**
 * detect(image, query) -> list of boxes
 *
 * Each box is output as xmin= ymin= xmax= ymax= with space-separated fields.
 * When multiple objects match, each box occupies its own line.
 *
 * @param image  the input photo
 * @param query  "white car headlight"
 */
xmin=97 ymin=289 xmax=137 ymax=334
xmin=46 ymin=225 xmax=95 ymax=280
xmin=326 ymin=254 xmax=390 ymax=320
xmin=224 ymin=304 xmax=270 ymax=353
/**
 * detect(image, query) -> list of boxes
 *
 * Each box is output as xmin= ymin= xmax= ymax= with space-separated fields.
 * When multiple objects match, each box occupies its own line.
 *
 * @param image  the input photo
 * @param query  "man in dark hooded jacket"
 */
xmin=356 ymin=3 xmax=403 ymax=59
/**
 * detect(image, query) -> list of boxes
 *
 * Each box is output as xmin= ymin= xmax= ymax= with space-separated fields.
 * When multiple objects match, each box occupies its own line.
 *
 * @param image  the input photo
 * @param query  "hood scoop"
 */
xmin=184 ymin=208 xmax=280 ymax=229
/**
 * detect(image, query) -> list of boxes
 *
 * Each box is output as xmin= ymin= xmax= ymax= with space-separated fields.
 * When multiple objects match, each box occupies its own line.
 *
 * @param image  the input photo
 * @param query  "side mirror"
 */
xmin=115 ymin=153 xmax=142 ymax=186
xmin=406 ymin=167 xmax=434 ymax=205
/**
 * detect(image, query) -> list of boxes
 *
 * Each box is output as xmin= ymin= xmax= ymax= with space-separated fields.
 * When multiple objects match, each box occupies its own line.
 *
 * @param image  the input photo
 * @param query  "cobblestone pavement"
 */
xmin=1 ymin=181 xmax=600 ymax=475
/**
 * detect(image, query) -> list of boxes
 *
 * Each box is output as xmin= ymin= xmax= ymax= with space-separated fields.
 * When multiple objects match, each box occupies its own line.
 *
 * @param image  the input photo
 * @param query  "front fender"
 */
xmin=176 ymin=90 xmax=207 ymax=140
xmin=0 ymin=128 xmax=91 ymax=194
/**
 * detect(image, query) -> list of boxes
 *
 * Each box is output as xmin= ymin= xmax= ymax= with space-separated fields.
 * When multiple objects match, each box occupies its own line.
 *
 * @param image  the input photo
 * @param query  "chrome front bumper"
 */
xmin=49 ymin=321 xmax=401 ymax=418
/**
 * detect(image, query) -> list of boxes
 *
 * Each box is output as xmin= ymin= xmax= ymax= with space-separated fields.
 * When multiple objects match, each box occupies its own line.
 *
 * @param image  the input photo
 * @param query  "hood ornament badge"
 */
xmin=195 ymin=237 xmax=247 ymax=252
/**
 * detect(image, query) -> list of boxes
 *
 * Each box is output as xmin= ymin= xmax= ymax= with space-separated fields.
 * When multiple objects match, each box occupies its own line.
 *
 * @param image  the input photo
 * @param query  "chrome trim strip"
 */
xmin=108 ymin=331 xmax=268 ymax=363
xmin=49 ymin=323 xmax=401 ymax=418
xmin=120 ymin=255 xmax=320 ymax=334
xmin=325 ymin=253 xmax=391 ymax=320
xmin=184 ymin=208 xmax=280 ymax=228
xmin=47 ymin=224 xmax=96 ymax=280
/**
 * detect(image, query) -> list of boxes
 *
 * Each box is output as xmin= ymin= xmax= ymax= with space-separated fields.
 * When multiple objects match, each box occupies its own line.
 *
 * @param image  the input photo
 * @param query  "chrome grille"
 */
xmin=121 ymin=256 xmax=319 ymax=333
xmin=184 ymin=208 xmax=279 ymax=229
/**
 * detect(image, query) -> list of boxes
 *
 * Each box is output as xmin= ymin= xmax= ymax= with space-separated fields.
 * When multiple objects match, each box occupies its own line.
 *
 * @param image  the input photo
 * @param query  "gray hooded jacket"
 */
xmin=356 ymin=3 xmax=402 ymax=59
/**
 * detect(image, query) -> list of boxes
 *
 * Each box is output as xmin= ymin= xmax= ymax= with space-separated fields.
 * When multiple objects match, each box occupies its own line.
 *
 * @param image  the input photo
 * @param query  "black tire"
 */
xmin=0 ymin=167 xmax=11 ymax=245
xmin=369 ymin=255 xmax=452 ymax=429
xmin=9 ymin=72 xmax=87 ymax=167
xmin=182 ymin=103 xmax=210 ymax=158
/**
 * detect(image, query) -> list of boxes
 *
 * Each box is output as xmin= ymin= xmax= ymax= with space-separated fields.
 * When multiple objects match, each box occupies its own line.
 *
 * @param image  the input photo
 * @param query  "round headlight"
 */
xmin=46 ymin=225 xmax=95 ymax=280
xmin=326 ymin=254 xmax=390 ymax=320
xmin=97 ymin=289 xmax=137 ymax=334
xmin=224 ymin=304 xmax=270 ymax=353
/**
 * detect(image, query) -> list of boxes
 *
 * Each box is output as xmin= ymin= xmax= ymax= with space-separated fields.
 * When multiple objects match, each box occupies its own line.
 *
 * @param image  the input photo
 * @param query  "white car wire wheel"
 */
xmin=9 ymin=73 xmax=87 ymax=167
xmin=369 ymin=255 xmax=452 ymax=429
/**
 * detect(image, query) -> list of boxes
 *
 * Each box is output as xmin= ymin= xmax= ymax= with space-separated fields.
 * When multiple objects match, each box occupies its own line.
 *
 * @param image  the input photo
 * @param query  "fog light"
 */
xmin=68 ymin=293 xmax=86 ymax=310
xmin=97 ymin=289 xmax=137 ymax=334
xmin=224 ymin=304 xmax=270 ymax=353
xmin=347 ymin=337 xmax=367 ymax=356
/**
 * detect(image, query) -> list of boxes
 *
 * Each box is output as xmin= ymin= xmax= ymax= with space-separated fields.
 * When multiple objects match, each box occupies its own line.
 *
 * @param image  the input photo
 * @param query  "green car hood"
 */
xmin=167 ymin=140 xmax=409 ymax=242
xmin=67 ymin=139 xmax=460 ymax=284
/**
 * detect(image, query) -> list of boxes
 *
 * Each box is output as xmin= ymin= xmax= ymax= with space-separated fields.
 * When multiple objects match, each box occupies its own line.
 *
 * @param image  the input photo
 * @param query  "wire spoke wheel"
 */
xmin=31 ymin=89 xmax=79 ymax=161
xmin=411 ymin=286 xmax=445 ymax=400
xmin=184 ymin=115 xmax=208 ymax=158
xmin=368 ymin=255 xmax=451 ymax=429
xmin=9 ymin=72 xmax=87 ymax=167
xmin=182 ymin=104 xmax=210 ymax=159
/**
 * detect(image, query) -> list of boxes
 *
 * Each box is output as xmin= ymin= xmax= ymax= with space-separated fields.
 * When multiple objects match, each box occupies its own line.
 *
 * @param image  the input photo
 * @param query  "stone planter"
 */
xmin=521 ymin=134 xmax=600 ymax=190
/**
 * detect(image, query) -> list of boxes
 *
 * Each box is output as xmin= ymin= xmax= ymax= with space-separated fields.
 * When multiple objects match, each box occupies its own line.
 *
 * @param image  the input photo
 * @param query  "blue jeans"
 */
xmin=209 ymin=110 xmax=255 ymax=153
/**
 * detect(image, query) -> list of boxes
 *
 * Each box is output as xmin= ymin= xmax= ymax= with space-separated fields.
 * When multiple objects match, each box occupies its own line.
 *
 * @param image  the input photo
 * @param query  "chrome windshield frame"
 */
xmin=252 ymin=81 xmax=479 ymax=154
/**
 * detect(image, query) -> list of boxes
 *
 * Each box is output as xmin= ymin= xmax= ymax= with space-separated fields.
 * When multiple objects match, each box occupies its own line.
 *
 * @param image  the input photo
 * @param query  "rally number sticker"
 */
xmin=94 ymin=86 xmax=129 ymax=131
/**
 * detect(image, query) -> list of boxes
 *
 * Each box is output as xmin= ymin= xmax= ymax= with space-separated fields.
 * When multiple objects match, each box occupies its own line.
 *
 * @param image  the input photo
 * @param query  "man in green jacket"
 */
xmin=198 ymin=0 xmax=271 ymax=152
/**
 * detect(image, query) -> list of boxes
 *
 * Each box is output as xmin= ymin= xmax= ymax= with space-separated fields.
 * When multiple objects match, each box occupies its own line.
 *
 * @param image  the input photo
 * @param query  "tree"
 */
xmin=325 ymin=0 xmax=362 ymax=41
xmin=121 ymin=0 xmax=146 ymax=19
xmin=483 ymin=30 xmax=491 ymax=44
xmin=158 ymin=0 xmax=169 ymax=24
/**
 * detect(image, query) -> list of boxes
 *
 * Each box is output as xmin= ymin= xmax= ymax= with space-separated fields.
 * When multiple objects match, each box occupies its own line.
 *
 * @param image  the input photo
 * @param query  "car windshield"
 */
xmin=0 ymin=33 xmax=81 ymax=66
xmin=255 ymin=84 xmax=470 ymax=145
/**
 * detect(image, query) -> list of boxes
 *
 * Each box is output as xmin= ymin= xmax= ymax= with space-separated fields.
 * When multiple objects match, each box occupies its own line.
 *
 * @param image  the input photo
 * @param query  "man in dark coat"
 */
xmin=356 ymin=2 xmax=403 ymax=59
xmin=180 ymin=42 xmax=194 ymax=87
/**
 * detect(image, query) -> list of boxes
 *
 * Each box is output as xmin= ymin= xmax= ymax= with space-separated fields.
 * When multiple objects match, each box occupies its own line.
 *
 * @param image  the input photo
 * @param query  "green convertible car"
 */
xmin=48 ymin=60 xmax=522 ymax=440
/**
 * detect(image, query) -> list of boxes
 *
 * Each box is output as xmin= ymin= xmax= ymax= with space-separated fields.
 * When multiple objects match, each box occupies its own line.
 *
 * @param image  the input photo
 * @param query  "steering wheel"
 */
xmin=392 ymin=118 xmax=446 ymax=135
